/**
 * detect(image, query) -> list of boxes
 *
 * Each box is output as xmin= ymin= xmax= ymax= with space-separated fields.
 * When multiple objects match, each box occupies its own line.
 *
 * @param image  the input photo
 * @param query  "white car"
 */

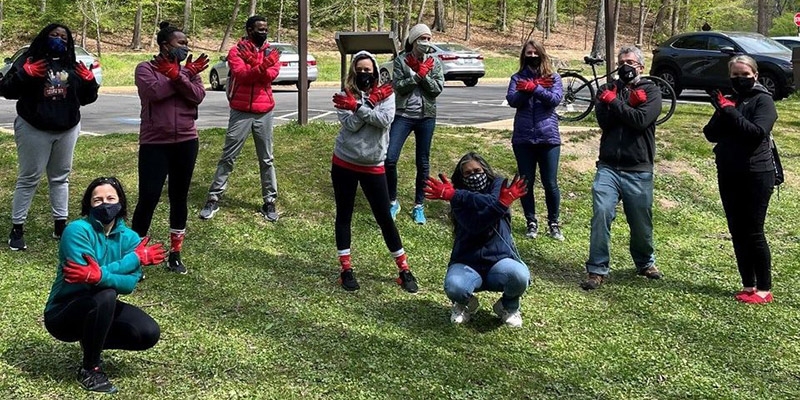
xmin=209 ymin=43 xmax=318 ymax=91
xmin=771 ymin=36 xmax=800 ymax=51
xmin=0 ymin=45 xmax=103 ymax=85
xmin=379 ymin=42 xmax=485 ymax=87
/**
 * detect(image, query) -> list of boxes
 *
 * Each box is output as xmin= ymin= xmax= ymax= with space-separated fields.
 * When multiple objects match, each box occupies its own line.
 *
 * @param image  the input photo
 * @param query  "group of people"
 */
xmin=0 ymin=16 xmax=779 ymax=394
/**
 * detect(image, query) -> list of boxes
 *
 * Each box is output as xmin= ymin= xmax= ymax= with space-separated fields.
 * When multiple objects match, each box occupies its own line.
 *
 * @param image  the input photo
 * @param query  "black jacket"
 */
xmin=702 ymin=84 xmax=777 ymax=174
xmin=595 ymin=78 xmax=661 ymax=172
xmin=0 ymin=56 xmax=99 ymax=131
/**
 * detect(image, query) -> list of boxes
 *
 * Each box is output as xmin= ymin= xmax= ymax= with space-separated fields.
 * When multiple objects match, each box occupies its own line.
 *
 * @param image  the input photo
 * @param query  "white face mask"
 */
xmin=416 ymin=40 xmax=432 ymax=54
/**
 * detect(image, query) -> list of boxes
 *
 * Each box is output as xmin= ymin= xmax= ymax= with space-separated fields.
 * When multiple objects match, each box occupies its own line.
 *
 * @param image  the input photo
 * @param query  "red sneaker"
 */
xmin=741 ymin=292 xmax=773 ymax=304
xmin=734 ymin=290 xmax=756 ymax=302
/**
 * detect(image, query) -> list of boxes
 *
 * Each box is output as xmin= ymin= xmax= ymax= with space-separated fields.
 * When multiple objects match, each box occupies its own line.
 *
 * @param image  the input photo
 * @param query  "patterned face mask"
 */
xmin=464 ymin=172 xmax=489 ymax=192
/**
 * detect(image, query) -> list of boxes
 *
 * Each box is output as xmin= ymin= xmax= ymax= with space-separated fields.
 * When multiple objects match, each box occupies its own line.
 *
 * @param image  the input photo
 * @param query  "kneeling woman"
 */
xmin=425 ymin=153 xmax=530 ymax=327
xmin=43 ymin=177 xmax=167 ymax=393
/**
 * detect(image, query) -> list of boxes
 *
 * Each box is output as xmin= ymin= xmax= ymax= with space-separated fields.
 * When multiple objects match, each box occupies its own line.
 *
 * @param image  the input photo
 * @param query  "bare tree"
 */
xmin=89 ymin=0 xmax=103 ymax=56
xmin=433 ymin=0 xmax=445 ymax=31
xmin=149 ymin=0 xmax=161 ymax=48
xmin=464 ymin=0 xmax=471 ymax=41
xmin=0 ymin=0 xmax=5 ymax=48
xmin=392 ymin=0 xmax=399 ymax=36
xmin=379 ymin=1 xmax=385 ymax=31
xmin=416 ymin=0 xmax=427 ymax=24
xmin=401 ymin=0 xmax=412 ymax=41
xmin=183 ymin=0 xmax=191 ymax=32
xmin=536 ymin=0 xmax=546 ymax=30
xmin=496 ymin=0 xmax=507 ymax=32
xmin=591 ymin=0 xmax=606 ymax=59
xmin=756 ymin=0 xmax=770 ymax=34
xmin=131 ymin=0 xmax=143 ymax=50
xmin=670 ymin=0 xmax=679 ymax=36
xmin=220 ymin=0 xmax=242 ymax=52
xmin=549 ymin=0 xmax=557 ymax=28
xmin=276 ymin=0 xmax=284 ymax=41
xmin=636 ymin=0 xmax=647 ymax=46
xmin=248 ymin=0 xmax=257 ymax=16
xmin=353 ymin=0 xmax=358 ymax=30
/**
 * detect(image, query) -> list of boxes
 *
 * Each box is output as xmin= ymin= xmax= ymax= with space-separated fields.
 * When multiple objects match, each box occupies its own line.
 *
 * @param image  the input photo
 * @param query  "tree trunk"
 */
xmin=670 ymin=0 xmax=679 ymax=36
xmin=402 ymin=0 xmax=412 ymax=41
xmin=149 ymin=0 xmax=160 ymax=48
xmin=379 ymin=1 xmax=385 ymax=31
xmin=277 ymin=0 xmax=284 ymax=41
xmin=613 ymin=0 xmax=620 ymax=43
xmin=591 ymin=0 xmax=605 ymax=59
xmin=756 ymin=0 xmax=770 ymax=35
xmin=536 ymin=0 xmax=545 ymax=30
xmin=40 ymin=0 xmax=46 ymax=13
xmin=183 ymin=0 xmax=191 ymax=32
xmin=450 ymin=0 xmax=456 ymax=29
xmin=636 ymin=0 xmax=646 ymax=45
xmin=392 ymin=0 xmax=399 ymax=37
xmin=434 ymin=0 xmax=445 ymax=31
xmin=464 ymin=0 xmax=471 ymax=41
xmin=248 ymin=0 xmax=256 ymax=16
xmin=549 ymin=0 xmax=557 ymax=28
xmin=353 ymin=0 xmax=358 ymax=31
xmin=653 ymin=0 xmax=669 ymax=35
xmin=90 ymin=0 xmax=102 ymax=57
xmin=131 ymin=1 xmax=142 ymax=50
xmin=0 ymin=0 xmax=5 ymax=48
xmin=416 ymin=0 xmax=426 ymax=24
xmin=220 ymin=0 xmax=242 ymax=52
xmin=543 ymin=0 xmax=551 ymax=38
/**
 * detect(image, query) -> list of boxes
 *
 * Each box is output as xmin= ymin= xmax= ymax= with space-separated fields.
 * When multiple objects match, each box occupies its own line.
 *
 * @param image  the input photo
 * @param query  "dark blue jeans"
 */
xmin=512 ymin=143 xmax=561 ymax=224
xmin=385 ymin=116 xmax=436 ymax=205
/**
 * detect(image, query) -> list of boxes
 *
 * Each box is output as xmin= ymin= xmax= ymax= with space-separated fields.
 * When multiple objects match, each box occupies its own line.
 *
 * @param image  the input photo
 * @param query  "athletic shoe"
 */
xmin=167 ymin=252 xmax=187 ymax=274
xmin=734 ymin=289 xmax=756 ymax=301
xmin=338 ymin=269 xmax=360 ymax=291
xmin=492 ymin=298 xmax=523 ymax=328
xmin=397 ymin=270 xmax=419 ymax=293
xmin=525 ymin=221 xmax=538 ymax=239
xmin=53 ymin=219 xmax=67 ymax=240
xmin=638 ymin=265 xmax=662 ymax=280
xmin=77 ymin=366 xmax=118 ymax=394
xmin=412 ymin=205 xmax=427 ymax=225
xmin=8 ymin=225 xmax=26 ymax=251
xmin=199 ymin=200 xmax=219 ymax=220
xmin=450 ymin=295 xmax=479 ymax=324
xmin=260 ymin=202 xmax=279 ymax=222
xmin=740 ymin=292 xmax=773 ymax=304
xmin=390 ymin=201 xmax=401 ymax=220
xmin=581 ymin=273 xmax=604 ymax=290
xmin=547 ymin=222 xmax=565 ymax=241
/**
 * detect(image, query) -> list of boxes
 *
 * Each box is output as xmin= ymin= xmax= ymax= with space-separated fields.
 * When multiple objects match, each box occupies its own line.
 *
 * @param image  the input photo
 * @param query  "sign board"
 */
xmin=794 ymin=12 xmax=800 ymax=27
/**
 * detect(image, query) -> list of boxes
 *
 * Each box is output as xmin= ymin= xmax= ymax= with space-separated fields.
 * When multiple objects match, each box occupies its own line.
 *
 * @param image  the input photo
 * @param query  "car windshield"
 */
xmin=75 ymin=47 xmax=90 ymax=56
xmin=732 ymin=35 xmax=790 ymax=54
xmin=272 ymin=44 xmax=297 ymax=54
xmin=436 ymin=43 xmax=473 ymax=52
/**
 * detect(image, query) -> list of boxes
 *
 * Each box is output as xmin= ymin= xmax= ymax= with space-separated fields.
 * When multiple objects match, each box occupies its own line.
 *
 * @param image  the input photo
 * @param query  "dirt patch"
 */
xmin=561 ymin=130 xmax=601 ymax=174
xmin=656 ymin=160 xmax=703 ymax=181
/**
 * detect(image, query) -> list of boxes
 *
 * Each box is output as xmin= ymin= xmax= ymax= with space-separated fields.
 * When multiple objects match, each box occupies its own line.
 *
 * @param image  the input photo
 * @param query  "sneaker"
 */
xmin=547 ymin=222 xmax=564 ymax=241
xmin=734 ymin=289 xmax=756 ymax=301
xmin=167 ymin=252 xmax=187 ymax=274
xmin=53 ymin=219 xmax=67 ymax=240
xmin=525 ymin=221 xmax=538 ymax=239
xmin=412 ymin=205 xmax=427 ymax=225
xmin=389 ymin=200 xmax=401 ymax=220
xmin=450 ymin=295 xmax=479 ymax=324
xmin=492 ymin=299 xmax=523 ymax=328
xmin=77 ymin=366 xmax=118 ymax=394
xmin=740 ymin=292 xmax=773 ymax=304
xmin=638 ymin=265 xmax=662 ymax=280
xmin=581 ymin=273 xmax=604 ymax=290
xmin=397 ymin=270 xmax=419 ymax=293
xmin=260 ymin=202 xmax=279 ymax=222
xmin=199 ymin=200 xmax=219 ymax=220
xmin=8 ymin=225 xmax=26 ymax=251
xmin=338 ymin=269 xmax=360 ymax=291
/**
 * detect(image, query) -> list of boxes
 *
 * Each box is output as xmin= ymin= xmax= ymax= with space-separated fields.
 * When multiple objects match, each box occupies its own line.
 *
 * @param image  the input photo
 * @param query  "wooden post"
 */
xmin=298 ymin=0 xmax=309 ymax=124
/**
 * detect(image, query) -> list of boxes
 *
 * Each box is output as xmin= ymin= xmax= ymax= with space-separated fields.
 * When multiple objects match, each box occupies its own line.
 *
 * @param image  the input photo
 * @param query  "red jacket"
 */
xmin=135 ymin=61 xmax=205 ymax=144
xmin=226 ymin=38 xmax=281 ymax=113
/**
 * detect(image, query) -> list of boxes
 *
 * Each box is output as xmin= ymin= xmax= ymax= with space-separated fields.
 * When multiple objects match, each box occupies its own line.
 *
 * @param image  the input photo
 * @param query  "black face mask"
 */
xmin=355 ymin=72 xmax=375 ymax=91
xmin=251 ymin=32 xmax=268 ymax=47
xmin=91 ymin=203 xmax=122 ymax=225
xmin=463 ymin=172 xmax=489 ymax=192
xmin=169 ymin=46 xmax=189 ymax=62
xmin=524 ymin=56 xmax=541 ymax=69
xmin=618 ymin=64 xmax=638 ymax=83
xmin=730 ymin=76 xmax=756 ymax=93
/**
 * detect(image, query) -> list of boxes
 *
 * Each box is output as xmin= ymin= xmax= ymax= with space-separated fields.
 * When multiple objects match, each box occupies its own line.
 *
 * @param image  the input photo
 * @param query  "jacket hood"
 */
xmin=351 ymin=50 xmax=380 ymax=82
xmin=739 ymin=82 xmax=772 ymax=97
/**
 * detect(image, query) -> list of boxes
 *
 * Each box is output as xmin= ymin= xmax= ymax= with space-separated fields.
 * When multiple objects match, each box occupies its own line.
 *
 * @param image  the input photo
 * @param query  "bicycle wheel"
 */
xmin=556 ymin=72 xmax=596 ymax=122
xmin=642 ymin=75 xmax=677 ymax=126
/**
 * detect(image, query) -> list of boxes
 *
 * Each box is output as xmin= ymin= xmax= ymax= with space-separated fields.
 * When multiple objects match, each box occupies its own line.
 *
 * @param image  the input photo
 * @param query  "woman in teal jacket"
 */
xmin=43 ymin=177 xmax=166 ymax=394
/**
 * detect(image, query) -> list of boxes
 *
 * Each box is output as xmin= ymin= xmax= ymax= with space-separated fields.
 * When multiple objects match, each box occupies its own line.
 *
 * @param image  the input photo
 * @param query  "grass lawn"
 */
xmin=1 ymin=101 xmax=800 ymax=399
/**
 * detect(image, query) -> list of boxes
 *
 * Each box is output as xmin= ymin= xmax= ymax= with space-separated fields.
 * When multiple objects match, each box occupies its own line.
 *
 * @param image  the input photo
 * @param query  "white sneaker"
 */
xmin=450 ymin=295 xmax=479 ymax=324
xmin=492 ymin=298 xmax=523 ymax=328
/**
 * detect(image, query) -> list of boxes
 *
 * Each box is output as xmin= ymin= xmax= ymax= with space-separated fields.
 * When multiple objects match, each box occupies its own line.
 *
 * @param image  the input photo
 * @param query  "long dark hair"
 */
xmin=448 ymin=152 xmax=498 ymax=232
xmin=81 ymin=177 xmax=129 ymax=220
xmin=24 ymin=23 xmax=76 ymax=65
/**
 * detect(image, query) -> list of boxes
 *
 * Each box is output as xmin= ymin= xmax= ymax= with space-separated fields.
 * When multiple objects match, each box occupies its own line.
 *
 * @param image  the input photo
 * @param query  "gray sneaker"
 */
xmin=525 ymin=221 xmax=538 ymax=239
xmin=261 ymin=202 xmax=279 ymax=222
xmin=547 ymin=222 xmax=565 ymax=241
xmin=199 ymin=200 xmax=219 ymax=220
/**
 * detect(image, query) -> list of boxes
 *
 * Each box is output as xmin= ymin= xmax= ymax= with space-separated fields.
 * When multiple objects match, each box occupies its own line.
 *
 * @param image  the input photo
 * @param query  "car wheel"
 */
xmin=379 ymin=68 xmax=391 ymax=84
xmin=758 ymin=72 xmax=779 ymax=99
xmin=210 ymin=70 xmax=223 ymax=91
xmin=463 ymin=78 xmax=479 ymax=87
xmin=654 ymin=67 xmax=682 ymax=97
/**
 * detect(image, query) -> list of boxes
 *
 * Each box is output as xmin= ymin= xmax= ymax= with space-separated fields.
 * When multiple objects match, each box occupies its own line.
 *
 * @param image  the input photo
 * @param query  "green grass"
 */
xmin=1 ymin=102 xmax=800 ymax=398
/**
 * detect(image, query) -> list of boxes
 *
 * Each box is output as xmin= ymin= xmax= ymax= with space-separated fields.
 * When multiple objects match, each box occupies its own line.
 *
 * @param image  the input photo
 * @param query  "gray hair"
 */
xmin=618 ymin=45 xmax=645 ymax=66
xmin=728 ymin=55 xmax=758 ymax=74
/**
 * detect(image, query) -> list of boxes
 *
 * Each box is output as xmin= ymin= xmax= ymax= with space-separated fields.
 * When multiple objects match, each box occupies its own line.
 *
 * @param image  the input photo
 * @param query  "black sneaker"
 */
xmin=397 ymin=270 xmax=419 ymax=293
xmin=8 ymin=225 xmax=26 ymax=251
xmin=167 ymin=251 xmax=187 ymax=274
xmin=53 ymin=219 xmax=67 ymax=240
xmin=525 ymin=221 xmax=538 ymax=239
xmin=77 ymin=366 xmax=118 ymax=393
xmin=260 ymin=202 xmax=279 ymax=222
xmin=338 ymin=269 xmax=360 ymax=291
xmin=199 ymin=199 xmax=219 ymax=220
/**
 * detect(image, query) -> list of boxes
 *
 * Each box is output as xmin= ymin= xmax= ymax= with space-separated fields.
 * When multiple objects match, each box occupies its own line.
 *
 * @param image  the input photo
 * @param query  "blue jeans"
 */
xmin=512 ymin=143 xmax=561 ymax=224
xmin=444 ymin=259 xmax=530 ymax=312
xmin=585 ymin=166 xmax=655 ymax=276
xmin=385 ymin=116 xmax=436 ymax=205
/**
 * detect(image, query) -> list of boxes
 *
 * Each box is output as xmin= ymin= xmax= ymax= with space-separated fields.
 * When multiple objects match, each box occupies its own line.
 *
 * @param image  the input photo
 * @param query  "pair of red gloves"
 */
xmin=596 ymin=83 xmax=649 ymax=107
xmin=21 ymin=57 xmax=96 ymax=82
xmin=62 ymin=237 xmax=167 ymax=285
xmin=237 ymin=42 xmax=280 ymax=70
xmin=424 ymin=174 xmax=528 ymax=208
xmin=151 ymin=53 xmax=209 ymax=80
xmin=516 ymin=76 xmax=554 ymax=92
xmin=332 ymin=83 xmax=394 ymax=111
xmin=406 ymin=54 xmax=435 ymax=79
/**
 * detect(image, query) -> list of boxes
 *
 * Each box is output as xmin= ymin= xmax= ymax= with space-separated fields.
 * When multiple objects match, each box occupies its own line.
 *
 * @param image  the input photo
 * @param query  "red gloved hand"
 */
xmin=74 ymin=62 xmax=95 ymax=82
xmin=152 ymin=54 xmax=180 ymax=80
xmin=405 ymin=54 xmax=420 ymax=72
xmin=134 ymin=237 xmax=167 ymax=266
xmin=498 ymin=174 xmax=528 ymax=208
xmin=628 ymin=88 xmax=647 ymax=107
xmin=262 ymin=49 xmax=281 ymax=68
xmin=417 ymin=57 xmax=435 ymax=78
xmin=333 ymin=91 xmax=358 ymax=111
xmin=22 ymin=57 xmax=47 ymax=78
xmin=424 ymin=174 xmax=456 ymax=201
xmin=536 ymin=76 xmax=554 ymax=88
xmin=237 ymin=42 xmax=258 ymax=65
xmin=716 ymin=91 xmax=735 ymax=109
xmin=184 ymin=53 xmax=209 ymax=76
xmin=516 ymin=79 xmax=537 ymax=92
xmin=367 ymin=83 xmax=393 ymax=106
xmin=597 ymin=84 xmax=618 ymax=104
xmin=63 ymin=254 xmax=102 ymax=285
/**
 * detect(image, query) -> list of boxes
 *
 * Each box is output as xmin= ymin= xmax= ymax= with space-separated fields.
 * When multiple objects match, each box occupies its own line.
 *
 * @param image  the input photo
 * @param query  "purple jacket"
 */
xmin=506 ymin=69 xmax=563 ymax=146
xmin=135 ymin=61 xmax=206 ymax=144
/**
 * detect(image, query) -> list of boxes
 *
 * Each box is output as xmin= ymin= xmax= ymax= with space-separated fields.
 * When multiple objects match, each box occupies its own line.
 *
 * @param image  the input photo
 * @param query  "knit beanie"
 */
xmin=406 ymin=24 xmax=432 ymax=46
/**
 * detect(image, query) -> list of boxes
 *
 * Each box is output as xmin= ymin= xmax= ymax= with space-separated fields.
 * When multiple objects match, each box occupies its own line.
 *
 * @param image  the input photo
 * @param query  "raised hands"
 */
xmin=134 ymin=237 xmax=167 ymax=266
xmin=424 ymin=174 xmax=456 ymax=201
xmin=152 ymin=54 xmax=180 ymax=80
xmin=333 ymin=91 xmax=358 ymax=111
xmin=262 ymin=48 xmax=281 ymax=68
xmin=184 ymin=53 xmax=209 ymax=76
xmin=237 ymin=42 xmax=258 ymax=65
xmin=597 ymin=83 xmax=618 ymax=104
xmin=21 ymin=57 xmax=47 ymax=78
xmin=417 ymin=57 xmax=435 ymax=78
xmin=367 ymin=83 xmax=393 ymax=106
xmin=710 ymin=90 xmax=735 ymax=110
xmin=74 ymin=62 xmax=95 ymax=82
xmin=498 ymin=174 xmax=528 ymax=208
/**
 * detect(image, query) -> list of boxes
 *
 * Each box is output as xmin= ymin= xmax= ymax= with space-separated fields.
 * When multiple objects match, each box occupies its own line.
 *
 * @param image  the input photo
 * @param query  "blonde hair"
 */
xmin=344 ymin=53 xmax=378 ymax=96
xmin=518 ymin=40 xmax=554 ymax=77
xmin=728 ymin=55 xmax=758 ymax=74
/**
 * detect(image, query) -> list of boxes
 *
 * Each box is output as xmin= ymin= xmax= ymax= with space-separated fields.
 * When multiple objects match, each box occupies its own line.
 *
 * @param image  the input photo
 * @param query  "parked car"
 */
xmin=771 ymin=36 xmax=800 ymax=51
xmin=650 ymin=31 xmax=793 ymax=99
xmin=0 ymin=45 xmax=103 ymax=85
xmin=209 ymin=43 xmax=318 ymax=91
xmin=379 ymin=42 xmax=485 ymax=87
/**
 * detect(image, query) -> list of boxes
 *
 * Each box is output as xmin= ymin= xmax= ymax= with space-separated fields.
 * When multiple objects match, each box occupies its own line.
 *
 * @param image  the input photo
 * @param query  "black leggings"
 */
xmin=718 ymin=170 xmax=774 ymax=291
xmin=44 ymin=289 xmax=160 ymax=369
xmin=331 ymin=164 xmax=403 ymax=252
xmin=132 ymin=139 xmax=199 ymax=236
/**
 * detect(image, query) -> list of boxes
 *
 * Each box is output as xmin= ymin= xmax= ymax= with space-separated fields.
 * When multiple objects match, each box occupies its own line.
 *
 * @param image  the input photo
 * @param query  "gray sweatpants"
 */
xmin=207 ymin=109 xmax=277 ymax=203
xmin=12 ymin=117 xmax=80 ymax=224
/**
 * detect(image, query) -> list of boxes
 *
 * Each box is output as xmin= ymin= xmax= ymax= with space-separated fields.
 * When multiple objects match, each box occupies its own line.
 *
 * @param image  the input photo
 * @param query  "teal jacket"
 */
xmin=44 ymin=216 xmax=142 ymax=314
xmin=392 ymin=51 xmax=444 ymax=118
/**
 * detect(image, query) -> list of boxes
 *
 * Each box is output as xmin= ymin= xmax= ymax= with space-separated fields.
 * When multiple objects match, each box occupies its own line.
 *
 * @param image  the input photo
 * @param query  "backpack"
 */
xmin=770 ymin=136 xmax=784 ymax=187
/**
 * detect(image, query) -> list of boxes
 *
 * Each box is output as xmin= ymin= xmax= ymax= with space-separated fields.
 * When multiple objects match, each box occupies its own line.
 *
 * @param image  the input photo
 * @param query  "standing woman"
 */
xmin=330 ymin=51 xmax=418 ymax=293
xmin=0 ymin=23 xmax=99 ymax=250
xmin=132 ymin=21 xmax=207 ymax=274
xmin=505 ymin=39 xmax=564 ymax=240
xmin=703 ymin=55 xmax=778 ymax=304
xmin=385 ymin=23 xmax=445 ymax=225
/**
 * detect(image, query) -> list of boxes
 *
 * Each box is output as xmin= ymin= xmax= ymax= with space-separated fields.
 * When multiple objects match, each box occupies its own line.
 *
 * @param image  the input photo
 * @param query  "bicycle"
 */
xmin=555 ymin=56 xmax=677 ymax=125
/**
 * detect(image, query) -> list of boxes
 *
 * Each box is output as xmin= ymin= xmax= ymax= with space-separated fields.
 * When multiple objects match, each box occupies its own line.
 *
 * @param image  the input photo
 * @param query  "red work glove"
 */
xmin=628 ymin=88 xmax=647 ymax=107
xmin=333 ymin=91 xmax=358 ymax=111
xmin=22 ymin=57 xmax=47 ymax=78
xmin=536 ymin=76 xmax=554 ymax=88
xmin=716 ymin=91 xmax=735 ymax=109
xmin=597 ymin=84 xmax=618 ymax=104
xmin=184 ymin=53 xmax=209 ymax=76
xmin=63 ymin=254 xmax=102 ymax=285
xmin=498 ymin=174 xmax=528 ymax=208
xmin=516 ymin=79 xmax=537 ymax=92
xmin=417 ymin=57 xmax=435 ymax=78
xmin=424 ymin=174 xmax=456 ymax=201
xmin=262 ymin=48 xmax=281 ymax=68
xmin=237 ymin=42 xmax=258 ymax=65
xmin=405 ymin=54 xmax=420 ymax=72
xmin=134 ymin=237 xmax=167 ymax=266
xmin=152 ymin=54 xmax=180 ymax=80
xmin=366 ymin=83 xmax=393 ymax=106
xmin=74 ymin=62 xmax=95 ymax=82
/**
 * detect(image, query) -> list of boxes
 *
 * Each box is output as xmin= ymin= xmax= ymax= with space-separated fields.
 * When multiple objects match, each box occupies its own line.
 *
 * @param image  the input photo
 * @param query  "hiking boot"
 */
xmin=547 ymin=222 xmax=565 ymax=241
xmin=77 ymin=366 xmax=118 ymax=394
xmin=260 ymin=202 xmax=279 ymax=222
xmin=167 ymin=252 xmax=187 ymax=274
xmin=397 ymin=270 xmax=419 ymax=293
xmin=412 ymin=205 xmax=427 ymax=225
xmin=389 ymin=200 xmax=401 ymax=220
xmin=338 ymin=269 xmax=360 ymax=291
xmin=53 ymin=219 xmax=67 ymax=240
xmin=199 ymin=200 xmax=219 ymax=220
xmin=8 ymin=225 xmax=26 ymax=251
xmin=450 ymin=295 xmax=479 ymax=324
xmin=581 ymin=273 xmax=604 ymax=290
xmin=638 ymin=265 xmax=662 ymax=280
xmin=525 ymin=221 xmax=538 ymax=239
xmin=492 ymin=299 xmax=523 ymax=328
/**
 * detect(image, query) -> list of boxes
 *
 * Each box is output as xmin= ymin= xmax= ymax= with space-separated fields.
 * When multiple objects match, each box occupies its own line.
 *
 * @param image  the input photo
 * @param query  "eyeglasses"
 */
xmin=617 ymin=60 xmax=642 ymax=67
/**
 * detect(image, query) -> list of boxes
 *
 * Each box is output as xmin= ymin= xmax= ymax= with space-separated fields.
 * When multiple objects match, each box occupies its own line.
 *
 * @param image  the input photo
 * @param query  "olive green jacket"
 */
xmin=392 ymin=51 xmax=445 ymax=118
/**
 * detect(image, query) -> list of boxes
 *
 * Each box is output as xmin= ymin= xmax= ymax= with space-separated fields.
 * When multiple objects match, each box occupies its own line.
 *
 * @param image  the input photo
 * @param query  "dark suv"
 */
xmin=650 ymin=31 xmax=794 ymax=99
